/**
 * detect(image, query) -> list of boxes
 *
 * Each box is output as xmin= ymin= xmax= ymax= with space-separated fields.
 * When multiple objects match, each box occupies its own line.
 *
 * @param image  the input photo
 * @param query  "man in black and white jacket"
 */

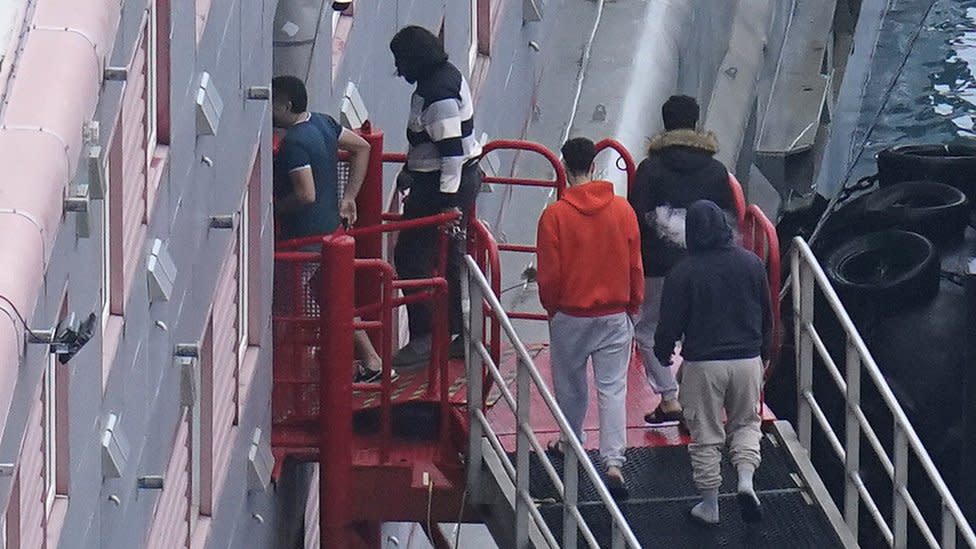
xmin=390 ymin=26 xmax=483 ymax=368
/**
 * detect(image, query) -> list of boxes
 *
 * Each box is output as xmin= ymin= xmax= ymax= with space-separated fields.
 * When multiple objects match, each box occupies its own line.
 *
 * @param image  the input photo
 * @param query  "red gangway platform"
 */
xmin=269 ymin=128 xmax=790 ymax=548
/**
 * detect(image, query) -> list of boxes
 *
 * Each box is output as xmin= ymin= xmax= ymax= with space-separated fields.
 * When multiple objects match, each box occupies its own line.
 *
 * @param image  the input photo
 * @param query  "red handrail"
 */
xmin=595 ymin=138 xmax=637 ymax=193
xmin=728 ymin=173 xmax=748 ymax=235
xmin=743 ymin=204 xmax=782 ymax=379
xmin=275 ymin=211 xmax=461 ymax=251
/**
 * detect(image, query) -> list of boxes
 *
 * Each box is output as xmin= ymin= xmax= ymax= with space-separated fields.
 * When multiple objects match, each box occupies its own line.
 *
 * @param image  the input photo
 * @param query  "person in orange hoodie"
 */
xmin=536 ymin=137 xmax=644 ymax=497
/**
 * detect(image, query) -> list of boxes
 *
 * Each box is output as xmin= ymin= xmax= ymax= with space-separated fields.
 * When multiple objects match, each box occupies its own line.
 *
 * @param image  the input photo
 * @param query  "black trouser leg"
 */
xmin=394 ymin=178 xmax=439 ymax=339
xmin=393 ymin=164 xmax=483 ymax=340
xmin=447 ymin=163 xmax=483 ymax=336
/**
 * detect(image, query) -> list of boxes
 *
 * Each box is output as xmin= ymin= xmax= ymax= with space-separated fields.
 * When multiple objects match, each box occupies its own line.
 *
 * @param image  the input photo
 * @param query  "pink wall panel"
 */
xmin=146 ymin=410 xmax=190 ymax=549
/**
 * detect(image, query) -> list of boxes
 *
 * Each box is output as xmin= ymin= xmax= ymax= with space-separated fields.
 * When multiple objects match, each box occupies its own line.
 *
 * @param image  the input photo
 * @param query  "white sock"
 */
xmin=737 ymin=464 xmax=756 ymax=494
xmin=691 ymin=488 xmax=720 ymax=523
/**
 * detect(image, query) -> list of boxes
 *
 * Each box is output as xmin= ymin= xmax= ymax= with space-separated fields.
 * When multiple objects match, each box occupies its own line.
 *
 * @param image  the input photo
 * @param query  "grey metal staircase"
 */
xmin=460 ymin=237 xmax=976 ymax=547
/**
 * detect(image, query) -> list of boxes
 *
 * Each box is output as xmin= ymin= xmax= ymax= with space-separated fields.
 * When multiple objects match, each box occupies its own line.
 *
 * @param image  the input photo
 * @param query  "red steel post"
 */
xmin=319 ymin=235 xmax=355 ymax=548
xmin=356 ymin=123 xmax=385 ymax=350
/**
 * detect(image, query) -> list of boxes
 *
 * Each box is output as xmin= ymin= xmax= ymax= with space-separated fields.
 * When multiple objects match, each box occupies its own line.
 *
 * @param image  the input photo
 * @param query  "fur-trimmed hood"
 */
xmin=647 ymin=128 xmax=719 ymax=154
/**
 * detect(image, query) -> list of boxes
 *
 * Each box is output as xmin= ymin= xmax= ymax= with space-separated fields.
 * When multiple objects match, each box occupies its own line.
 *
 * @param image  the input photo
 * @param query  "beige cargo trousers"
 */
xmin=678 ymin=357 xmax=763 ymax=490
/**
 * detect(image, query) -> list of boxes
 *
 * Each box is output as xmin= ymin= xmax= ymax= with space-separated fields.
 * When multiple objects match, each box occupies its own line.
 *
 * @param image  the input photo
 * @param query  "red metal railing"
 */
xmin=596 ymin=138 xmax=637 ymax=193
xmin=728 ymin=173 xmax=748 ymax=235
xmin=479 ymin=140 xmax=567 ymax=321
xmin=743 ymin=204 xmax=782 ymax=379
xmin=273 ymin=211 xmax=456 ymax=547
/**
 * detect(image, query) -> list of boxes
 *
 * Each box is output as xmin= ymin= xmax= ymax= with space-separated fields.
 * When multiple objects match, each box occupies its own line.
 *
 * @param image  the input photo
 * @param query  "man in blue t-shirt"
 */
xmin=272 ymin=76 xmax=389 ymax=383
xmin=272 ymin=75 xmax=370 ymax=237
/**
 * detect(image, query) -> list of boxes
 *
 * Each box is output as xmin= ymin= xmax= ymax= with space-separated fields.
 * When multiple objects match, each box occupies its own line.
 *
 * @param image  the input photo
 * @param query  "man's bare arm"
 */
xmin=338 ymin=129 xmax=371 ymax=225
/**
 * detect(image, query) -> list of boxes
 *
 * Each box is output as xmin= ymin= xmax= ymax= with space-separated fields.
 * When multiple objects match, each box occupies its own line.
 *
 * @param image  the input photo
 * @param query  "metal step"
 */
xmin=501 ymin=422 xmax=855 ymax=548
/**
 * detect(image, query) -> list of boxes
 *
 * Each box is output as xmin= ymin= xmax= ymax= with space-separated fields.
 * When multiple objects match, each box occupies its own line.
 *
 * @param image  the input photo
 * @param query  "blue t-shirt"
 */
xmin=274 ymin=113 xmax=343 ymax=239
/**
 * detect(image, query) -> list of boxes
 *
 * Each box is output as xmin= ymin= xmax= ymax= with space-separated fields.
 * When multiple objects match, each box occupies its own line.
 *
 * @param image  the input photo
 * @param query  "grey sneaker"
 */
xmin=449 ymin=336 xmax=466 ymax=359
xmin=393 ymin=335 xmax=432 ymax=369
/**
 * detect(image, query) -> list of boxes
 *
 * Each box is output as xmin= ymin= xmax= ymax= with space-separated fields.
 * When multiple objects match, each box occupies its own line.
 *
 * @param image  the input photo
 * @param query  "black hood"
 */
xmin=687 ymin=200 xmax=733 ymax=252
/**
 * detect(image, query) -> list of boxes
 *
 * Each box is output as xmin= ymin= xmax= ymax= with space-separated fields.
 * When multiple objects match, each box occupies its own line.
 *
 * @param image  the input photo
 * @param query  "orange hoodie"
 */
xmin=536 ymin=181 xmax=644 ymax=317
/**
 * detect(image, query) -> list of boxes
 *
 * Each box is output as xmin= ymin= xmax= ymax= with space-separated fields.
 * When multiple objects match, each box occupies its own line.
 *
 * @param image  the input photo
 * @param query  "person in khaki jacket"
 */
xmin=654 ymin=200 xmax=772 ymax=526
xmin=536 ymin=137 xmax=644 ymax=497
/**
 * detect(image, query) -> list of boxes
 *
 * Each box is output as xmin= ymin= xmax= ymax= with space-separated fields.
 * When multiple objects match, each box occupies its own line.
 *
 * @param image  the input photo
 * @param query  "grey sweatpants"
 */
xmin=549 ymin=312 xmax=633 ymax=468
xmin=679 ymin=357 xmax=763 ymax=491
xmin=632 ymin=277 xmax=679 ymax=400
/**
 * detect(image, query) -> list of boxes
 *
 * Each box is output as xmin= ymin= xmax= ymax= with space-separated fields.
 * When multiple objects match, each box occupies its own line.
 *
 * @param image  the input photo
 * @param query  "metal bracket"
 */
xmin=246 ymin=86 xmax=271 ymax=100
xmin=174 ymin=343 xmax=200 ymax=358
xmin=208 ymin=214 xmax=236 ymax=229
xmin=103 ymin=66 xmax=127 ymax=81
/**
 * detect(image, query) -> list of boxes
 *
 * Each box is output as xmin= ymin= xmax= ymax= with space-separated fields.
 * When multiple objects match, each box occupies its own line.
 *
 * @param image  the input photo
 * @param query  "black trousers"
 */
xmin=394 ymin=162 xmax=482 ymax=339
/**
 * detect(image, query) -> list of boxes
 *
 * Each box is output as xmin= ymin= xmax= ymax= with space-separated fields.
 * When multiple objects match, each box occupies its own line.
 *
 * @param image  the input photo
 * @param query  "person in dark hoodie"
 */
xmin=537 ymin=137 xmax=644 ymax=497
xmin=389 ymin=26 xmax=484 ymax=369
xmin=628 ymin=95 xmax=736 ymax=426
xmin=654 ymin=200 xmax=771 ymax=526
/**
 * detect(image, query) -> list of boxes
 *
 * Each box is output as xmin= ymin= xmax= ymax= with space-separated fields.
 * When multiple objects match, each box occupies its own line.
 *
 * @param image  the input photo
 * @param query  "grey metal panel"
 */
xmin=755 ymin=0 xmax=837 ymax=155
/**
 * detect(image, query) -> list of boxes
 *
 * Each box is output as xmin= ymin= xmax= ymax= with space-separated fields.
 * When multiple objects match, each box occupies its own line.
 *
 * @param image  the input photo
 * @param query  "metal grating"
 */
xmin=520 ymin=435 xmax=799 ymax=503
xmin=538 ymin=491 xmax=843 ymax=548
xmin=521 ymin=437 xmax=844 ymax=548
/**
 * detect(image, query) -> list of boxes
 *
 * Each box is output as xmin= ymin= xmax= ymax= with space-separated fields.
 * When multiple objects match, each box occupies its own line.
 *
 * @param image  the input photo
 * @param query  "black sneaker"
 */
xmin=644 ymin=404 xmax=684 ymax=427
xmin=354 ymin=364 xmax=398 ymax=384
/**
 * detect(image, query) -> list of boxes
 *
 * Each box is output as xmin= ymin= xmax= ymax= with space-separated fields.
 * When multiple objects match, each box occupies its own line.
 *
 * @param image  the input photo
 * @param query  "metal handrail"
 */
xmin=792 ymin=236 xmax=976 ymax=549
xmin=463 ymin=255 xmax=640 ymax=549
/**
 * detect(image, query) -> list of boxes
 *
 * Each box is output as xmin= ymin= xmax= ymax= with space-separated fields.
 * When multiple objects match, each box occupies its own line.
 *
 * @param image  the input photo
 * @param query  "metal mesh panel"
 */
xmin=519 ymin=435 xmax=798 ymax=503
xmin=272 ymin=252 xmax=323 ymax=427
xmin=538 ymin=491 xmax=844 ymax=548
xmin=519 ymin=437 xmax=845 ymax=547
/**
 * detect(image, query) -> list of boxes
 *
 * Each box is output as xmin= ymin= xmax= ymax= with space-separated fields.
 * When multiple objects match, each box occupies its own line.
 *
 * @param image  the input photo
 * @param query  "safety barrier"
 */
xmin=596 ymin=138 xmax=637 ymax=193
xmin=743 ymin=204 xmax=782 ymax=377
xmin=792 ymin=236 xmax=976 ymax=549
xmin=463 ymin=255 xmax=641 ymax=549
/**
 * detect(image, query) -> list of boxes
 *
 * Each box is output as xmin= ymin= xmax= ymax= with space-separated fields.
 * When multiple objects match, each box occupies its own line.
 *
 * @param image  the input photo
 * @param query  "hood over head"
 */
xmin=686 ymin=199 xmax=733 ymax=252
xmin=563 ymin=181 xmax=615 ymax=216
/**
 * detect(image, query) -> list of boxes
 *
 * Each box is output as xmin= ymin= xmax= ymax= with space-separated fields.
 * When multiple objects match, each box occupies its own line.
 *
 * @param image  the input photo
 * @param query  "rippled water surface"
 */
xmin=847 ymin=0 xmax=976 ymax=181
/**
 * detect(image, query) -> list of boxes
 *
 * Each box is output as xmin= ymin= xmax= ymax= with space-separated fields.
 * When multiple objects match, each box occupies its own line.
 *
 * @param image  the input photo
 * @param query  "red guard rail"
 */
xmin=272 ymin=211 xmax=458 ymax=466
xmin=742 ymin=204 xmax=782 ymax=379
xmin=596 ymin=138 xmax=637 ymax=193
xmin=479 ymin=140 xmax=567 ymax=322
xmin=728 ymin=173 xmax=748 ymax=234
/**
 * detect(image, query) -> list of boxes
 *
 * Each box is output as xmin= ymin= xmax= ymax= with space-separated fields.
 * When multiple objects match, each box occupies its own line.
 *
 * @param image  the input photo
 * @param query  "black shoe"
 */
xmin=354 ymin=364 xmax=398 ymax=384
xmin=644 ymin=404 xmax=683 ymax=427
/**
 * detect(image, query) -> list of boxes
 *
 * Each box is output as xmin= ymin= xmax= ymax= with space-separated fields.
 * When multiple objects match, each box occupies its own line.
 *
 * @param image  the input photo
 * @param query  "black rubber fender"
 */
xmin=822 ymin=230 xmax=939 ymax=309
xmin=877 ymin=144 xmax=976 ymax=204
xmin=833 ymin=181 xmax=969 ymax=245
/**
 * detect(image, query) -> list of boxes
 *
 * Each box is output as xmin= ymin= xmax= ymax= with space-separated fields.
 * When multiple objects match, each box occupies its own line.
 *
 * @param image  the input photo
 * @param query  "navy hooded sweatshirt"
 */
xmin=653 ymin=200 xmax=772 ymax=364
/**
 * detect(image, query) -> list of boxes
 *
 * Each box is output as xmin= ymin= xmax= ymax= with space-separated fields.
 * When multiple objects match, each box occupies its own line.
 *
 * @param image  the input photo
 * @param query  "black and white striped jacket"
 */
xmin=406 ymin=61 xmax=481 ymax=200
